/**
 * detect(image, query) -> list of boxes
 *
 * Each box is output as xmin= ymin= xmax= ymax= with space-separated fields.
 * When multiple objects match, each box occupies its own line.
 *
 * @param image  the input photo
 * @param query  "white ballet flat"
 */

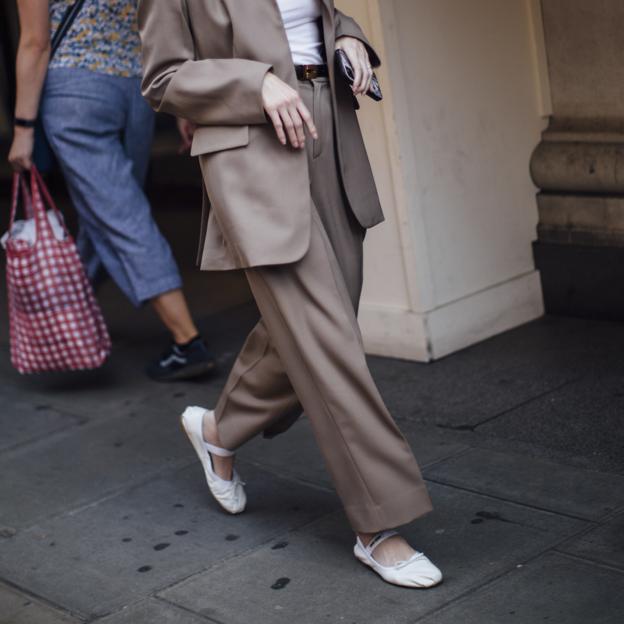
xmin=354 ymin=530 xmax=443 ymax=588
xmin=180 ymin=406 xmax=246 ymax=514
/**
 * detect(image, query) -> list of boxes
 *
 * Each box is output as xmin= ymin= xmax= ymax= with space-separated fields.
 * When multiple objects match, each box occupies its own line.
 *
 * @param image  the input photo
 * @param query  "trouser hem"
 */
xmin=217 ymin=408 xmax=299 ymax=451
xmin=344 ymin=482 xmax=434 ymax=533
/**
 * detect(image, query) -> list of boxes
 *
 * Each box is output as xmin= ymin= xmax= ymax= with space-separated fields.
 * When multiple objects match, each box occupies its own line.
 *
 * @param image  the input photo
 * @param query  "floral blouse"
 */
xmin=48 ymin=0 xmax=142 ymax=78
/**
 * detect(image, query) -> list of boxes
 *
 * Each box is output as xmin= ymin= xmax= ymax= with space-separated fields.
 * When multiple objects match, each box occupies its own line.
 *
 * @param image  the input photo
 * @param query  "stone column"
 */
xmin=531 ymin=0 xmax=624 ymax=319
xmin=338 ymin=0 xmax=547 ymax=360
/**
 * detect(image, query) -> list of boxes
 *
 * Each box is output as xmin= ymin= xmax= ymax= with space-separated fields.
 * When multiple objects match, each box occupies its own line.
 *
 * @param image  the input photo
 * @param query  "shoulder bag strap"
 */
xmin=50 ymin=0 xmax=88 ymax=60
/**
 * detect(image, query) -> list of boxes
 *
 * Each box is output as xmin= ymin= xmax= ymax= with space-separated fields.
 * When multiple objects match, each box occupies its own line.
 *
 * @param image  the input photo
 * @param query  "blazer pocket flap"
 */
xmin=191 ymin=125 xmax=250 ymax=157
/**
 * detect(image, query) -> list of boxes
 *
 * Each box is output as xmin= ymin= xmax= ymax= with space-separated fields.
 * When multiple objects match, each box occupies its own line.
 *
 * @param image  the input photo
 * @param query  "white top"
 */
xmin=276 ymin=0 xmax=324 ymax=65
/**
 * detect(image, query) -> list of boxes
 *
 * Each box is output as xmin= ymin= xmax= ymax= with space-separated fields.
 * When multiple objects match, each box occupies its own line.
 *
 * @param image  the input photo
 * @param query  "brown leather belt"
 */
xmin=295 ymin=64 xmax=329 ymax=80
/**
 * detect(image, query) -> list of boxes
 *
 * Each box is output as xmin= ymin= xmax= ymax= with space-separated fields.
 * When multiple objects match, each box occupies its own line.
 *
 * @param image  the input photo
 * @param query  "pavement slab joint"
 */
xmin=1 ymin=311 xmax=623 ymax=622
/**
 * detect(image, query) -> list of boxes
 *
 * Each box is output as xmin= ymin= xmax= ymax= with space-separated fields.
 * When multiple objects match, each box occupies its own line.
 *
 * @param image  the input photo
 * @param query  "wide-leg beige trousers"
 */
xmin=213 ymin=78 xmax=433 ymax=532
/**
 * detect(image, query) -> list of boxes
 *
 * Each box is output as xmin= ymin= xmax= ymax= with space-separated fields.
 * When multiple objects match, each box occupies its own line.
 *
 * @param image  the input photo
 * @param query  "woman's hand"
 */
xmin=8 ymin=127 xmax=35 ymax=172
xmin=262 ymin=72 xmax=318 ymax=149
xmin=335 ymin=36 xmax=373 ymax=96
xmin=176 ymin=117 xmax=196 ymax=153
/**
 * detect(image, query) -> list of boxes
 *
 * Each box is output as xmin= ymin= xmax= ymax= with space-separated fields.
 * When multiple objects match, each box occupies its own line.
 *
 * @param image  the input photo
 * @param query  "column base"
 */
xmin=359 ymin=271 xmax=544 ymax=361
xmin=533 ymin=241 xmax=624 ymax=320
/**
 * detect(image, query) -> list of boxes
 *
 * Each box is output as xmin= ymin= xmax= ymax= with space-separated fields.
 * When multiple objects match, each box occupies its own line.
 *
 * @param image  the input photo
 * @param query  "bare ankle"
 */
xmin=202 ymin=411 xmax=220 ymax=446
xmin=357 ymin=532 xmax=376 ymax=546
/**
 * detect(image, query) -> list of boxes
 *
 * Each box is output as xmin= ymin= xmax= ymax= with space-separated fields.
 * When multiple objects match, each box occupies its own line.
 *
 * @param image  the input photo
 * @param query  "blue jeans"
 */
xmin=40 ymin=68 xmax=182 ymax=307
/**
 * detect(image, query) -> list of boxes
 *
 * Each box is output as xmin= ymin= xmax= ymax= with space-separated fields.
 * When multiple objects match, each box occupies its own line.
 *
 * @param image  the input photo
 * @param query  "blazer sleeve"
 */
xmin=334 ymin=9 xmax=381 ymax=68
xmin=138 ymin=0 xmax=272 ymax=126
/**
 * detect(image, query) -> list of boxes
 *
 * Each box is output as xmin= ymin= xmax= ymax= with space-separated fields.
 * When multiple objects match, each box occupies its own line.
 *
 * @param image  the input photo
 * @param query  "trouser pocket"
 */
xmin=312 ymin=80 xmax=325 ymax=159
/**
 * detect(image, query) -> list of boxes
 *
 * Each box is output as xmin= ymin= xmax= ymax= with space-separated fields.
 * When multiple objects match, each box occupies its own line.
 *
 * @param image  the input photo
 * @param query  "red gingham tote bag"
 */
xmin=4 ymin=167 xmax=111 ymax=373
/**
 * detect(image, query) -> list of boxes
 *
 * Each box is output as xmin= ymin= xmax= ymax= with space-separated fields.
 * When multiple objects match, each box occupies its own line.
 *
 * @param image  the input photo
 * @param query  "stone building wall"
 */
xmin=532 ymin=0 xmax=624 ymax=318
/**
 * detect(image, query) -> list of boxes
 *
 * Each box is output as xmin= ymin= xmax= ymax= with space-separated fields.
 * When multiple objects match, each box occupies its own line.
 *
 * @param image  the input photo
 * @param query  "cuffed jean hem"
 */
xmin=133 ymin=275 xmax=183 ymax=307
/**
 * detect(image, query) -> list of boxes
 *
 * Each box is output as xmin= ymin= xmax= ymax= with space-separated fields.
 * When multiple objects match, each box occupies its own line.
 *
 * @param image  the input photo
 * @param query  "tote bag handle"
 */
xmin=8 ymin=173 xmax=35 ymax=231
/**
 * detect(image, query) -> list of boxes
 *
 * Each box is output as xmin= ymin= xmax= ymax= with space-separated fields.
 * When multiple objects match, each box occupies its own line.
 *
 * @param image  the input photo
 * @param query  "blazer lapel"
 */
xmin=319 ymin=0 xmax=336 ymax=84
xmin=320 ymin=0 xmax=334 ymax=19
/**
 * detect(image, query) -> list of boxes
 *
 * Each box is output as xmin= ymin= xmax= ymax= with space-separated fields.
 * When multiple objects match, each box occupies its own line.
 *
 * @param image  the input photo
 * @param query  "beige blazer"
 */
xmin=138 ymin=0 xmax=383 ymax=271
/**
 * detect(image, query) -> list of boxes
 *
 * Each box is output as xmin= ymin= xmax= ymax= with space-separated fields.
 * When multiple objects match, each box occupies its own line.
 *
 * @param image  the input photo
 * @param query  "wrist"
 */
xmin=14 ymin=124 xmax=35 ymax=136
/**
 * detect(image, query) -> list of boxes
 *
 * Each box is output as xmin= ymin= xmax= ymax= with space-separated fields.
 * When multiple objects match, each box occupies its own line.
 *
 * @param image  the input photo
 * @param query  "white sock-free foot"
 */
xmin=354 ymin=530 xmax=442 ymax=588
xmin=201 ymin=408 xmax=234 ymax=481
xmin=358 ymin=532 xmax=417 ymax=566
xmin=181 ymin=406 xmax=246 ymax=514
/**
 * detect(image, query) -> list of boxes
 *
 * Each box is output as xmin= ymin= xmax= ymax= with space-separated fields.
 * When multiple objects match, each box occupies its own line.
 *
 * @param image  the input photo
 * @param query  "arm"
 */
xmin=138 ymin=0 xmax=317 ymax=147
xmin=7 ymin=0 xmax=50 ymax=171
xmin=138 ymin=0 xmax=271 ymax=126
xmin=335 ymin=8 xmax=381 ymax=68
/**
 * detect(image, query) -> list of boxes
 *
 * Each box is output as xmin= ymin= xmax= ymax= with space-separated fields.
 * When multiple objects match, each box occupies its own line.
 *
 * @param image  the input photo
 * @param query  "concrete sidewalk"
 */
xmin=1 ymin=284 xmax=624 ymax=623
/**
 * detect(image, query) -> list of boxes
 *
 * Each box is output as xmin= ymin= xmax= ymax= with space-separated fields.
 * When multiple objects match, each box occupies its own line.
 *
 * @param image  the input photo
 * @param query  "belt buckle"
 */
xmin=303 ymin=65 xmax=317 ymax=80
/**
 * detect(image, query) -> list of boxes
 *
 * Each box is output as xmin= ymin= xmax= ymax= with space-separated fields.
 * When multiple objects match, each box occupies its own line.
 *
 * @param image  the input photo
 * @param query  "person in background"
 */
xmin=7 ymin=0 xmax=215 ymax=382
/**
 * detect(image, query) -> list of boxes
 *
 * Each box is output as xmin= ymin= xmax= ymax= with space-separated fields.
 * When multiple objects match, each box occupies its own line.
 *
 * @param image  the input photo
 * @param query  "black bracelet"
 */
xmin=14 ymin=117 xmax=37 ymax=128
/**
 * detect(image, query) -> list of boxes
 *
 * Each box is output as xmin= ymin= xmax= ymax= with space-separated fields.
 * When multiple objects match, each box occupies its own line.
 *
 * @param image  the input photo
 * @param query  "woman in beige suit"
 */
xmin=138 ymin=0 xmax=443 ymax=588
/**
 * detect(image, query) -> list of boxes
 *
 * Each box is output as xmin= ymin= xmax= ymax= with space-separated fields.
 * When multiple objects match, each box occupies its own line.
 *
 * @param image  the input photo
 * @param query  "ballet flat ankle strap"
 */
xmin=204 ymin=440 xmax=235 ymax=457
xmin=362 ymin=530 xmax=398 ymax=556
